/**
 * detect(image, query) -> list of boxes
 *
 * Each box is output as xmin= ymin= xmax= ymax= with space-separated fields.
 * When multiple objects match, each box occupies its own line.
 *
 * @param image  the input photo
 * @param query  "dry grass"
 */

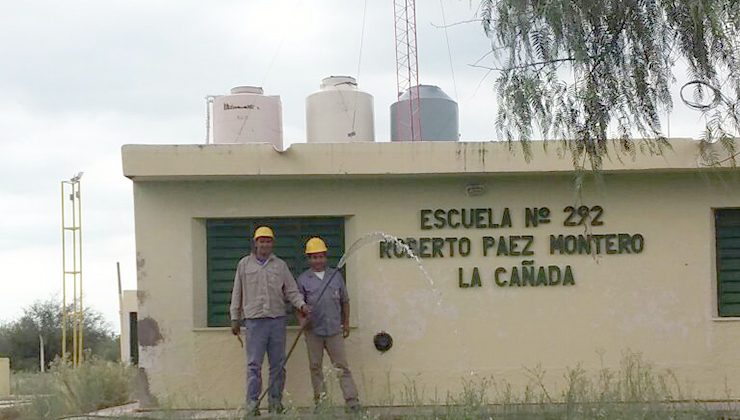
xmin=2 ymin=351 xmax=736 ymax=419
xmin=10 ymin=356 xmax=136 ymax=419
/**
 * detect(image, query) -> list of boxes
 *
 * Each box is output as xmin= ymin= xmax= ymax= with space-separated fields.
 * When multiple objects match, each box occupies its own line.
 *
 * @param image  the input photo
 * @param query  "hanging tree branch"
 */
xmin=469 ymin=57 xmax=575 ymax=72
xmin=477 ymin=0 xmax=740 ymax=170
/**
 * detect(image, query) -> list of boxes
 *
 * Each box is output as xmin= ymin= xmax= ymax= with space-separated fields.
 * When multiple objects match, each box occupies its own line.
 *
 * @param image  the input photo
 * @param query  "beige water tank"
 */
xmin=212 ymin=86 xmax=283 ymax=148
xmin=306 ymin=76 xmax=375 ymax=143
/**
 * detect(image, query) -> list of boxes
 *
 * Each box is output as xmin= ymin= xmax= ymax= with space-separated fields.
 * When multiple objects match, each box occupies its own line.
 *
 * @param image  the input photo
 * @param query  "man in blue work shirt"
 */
xmin=296 ymin=237 xmax=360 ymax=412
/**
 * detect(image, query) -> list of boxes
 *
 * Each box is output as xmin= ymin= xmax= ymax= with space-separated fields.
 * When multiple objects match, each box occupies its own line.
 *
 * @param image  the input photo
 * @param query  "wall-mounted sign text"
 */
xmin=378 ymin=207 xmax=645 ymax=289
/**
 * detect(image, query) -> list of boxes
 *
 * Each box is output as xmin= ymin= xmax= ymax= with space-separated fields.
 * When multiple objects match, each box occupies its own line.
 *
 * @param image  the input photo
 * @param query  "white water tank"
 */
xmin=391 ymin=85 xmax=459 ymax=141
xmin=306 ymin=76 xmax=375 ymax=143
xmin=212 ymin=86 xmax=283 ymax=148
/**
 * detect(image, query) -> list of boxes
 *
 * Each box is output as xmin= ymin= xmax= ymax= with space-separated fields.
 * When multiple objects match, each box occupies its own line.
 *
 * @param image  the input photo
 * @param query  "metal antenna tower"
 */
xmin=61 ymin=172 xmax=84 ymax=366
xmin=393 ymin=0 xmax=422 ymax=141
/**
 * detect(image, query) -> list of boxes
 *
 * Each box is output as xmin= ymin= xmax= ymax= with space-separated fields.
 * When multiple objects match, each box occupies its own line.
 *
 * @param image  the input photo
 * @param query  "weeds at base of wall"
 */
xmin=8 ymin=355 xmax=136 ymax=420
xmin=2 ymin=351 xmax=737 ymax=419
xmin=332 ymin=350 xmax=730 ymax=419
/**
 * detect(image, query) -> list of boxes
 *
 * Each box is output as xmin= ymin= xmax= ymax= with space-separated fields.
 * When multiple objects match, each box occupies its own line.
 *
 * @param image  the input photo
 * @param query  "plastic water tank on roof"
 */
xmin=212 ymin=86 xmax=283 ymax=149
xmin=306 ymin=76 xmax=375 ymax=143
xmin=391 ymin=85 xmax=459 ymax=141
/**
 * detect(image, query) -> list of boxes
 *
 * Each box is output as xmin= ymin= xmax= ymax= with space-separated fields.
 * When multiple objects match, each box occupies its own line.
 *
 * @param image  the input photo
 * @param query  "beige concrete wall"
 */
xmin=119 ymin=290 xmax=139 ymax=364
xmin=131 ymin=171 xmax=740 ymax=408
xmin=0 ymin=358 xmax=9 ymax=397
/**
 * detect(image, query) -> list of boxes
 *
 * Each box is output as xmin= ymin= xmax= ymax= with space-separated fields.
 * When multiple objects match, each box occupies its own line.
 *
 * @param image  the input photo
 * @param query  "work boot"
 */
xmin=268 ymin=401 xmax=285 ymax=415
xmin=245 ymin=400 xmax=260 ymax=417
xmin=313 ymin=393 xmax=329 ymax=414
xmin=346 ymin=402 xmax=363 ymax=415
xmin=313 ymin=401 xmax=327 ymax=414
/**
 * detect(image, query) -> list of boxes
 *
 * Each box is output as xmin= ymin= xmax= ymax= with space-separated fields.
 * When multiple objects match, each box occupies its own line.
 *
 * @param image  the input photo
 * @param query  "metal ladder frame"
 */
xmin=61 ymin=176 xmax=83 ymax=366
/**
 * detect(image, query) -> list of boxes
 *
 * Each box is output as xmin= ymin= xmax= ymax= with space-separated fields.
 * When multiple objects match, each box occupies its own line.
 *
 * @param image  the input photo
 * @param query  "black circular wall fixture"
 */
xmin=373 ymin=331 xmax=393 ymax=352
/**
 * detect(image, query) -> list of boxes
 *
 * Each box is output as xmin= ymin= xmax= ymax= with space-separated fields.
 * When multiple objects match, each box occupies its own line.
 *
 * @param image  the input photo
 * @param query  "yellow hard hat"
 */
xmin=253 ymin=226 xmax=275 ymax=240
xmin=305 ymin=237 xmax=328 ymax=254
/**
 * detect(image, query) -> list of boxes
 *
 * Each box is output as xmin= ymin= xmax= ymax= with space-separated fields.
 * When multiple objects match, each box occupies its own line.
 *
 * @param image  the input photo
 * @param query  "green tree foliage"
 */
xmin=477 ymin=0 xmax=740 ymax=170
xmin=0 ymin=298 xmax=119 ymax=371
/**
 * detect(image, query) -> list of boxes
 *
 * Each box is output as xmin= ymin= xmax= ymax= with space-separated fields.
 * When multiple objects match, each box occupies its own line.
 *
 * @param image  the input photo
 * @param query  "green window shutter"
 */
xmin=716 ymin=209 xmax=740 ymax=317
xmin=206 ymin=217 xmax=345 ymax=327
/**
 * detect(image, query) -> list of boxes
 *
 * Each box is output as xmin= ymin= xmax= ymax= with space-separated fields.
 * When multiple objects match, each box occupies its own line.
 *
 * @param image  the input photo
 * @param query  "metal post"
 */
xmin=117 ymin=262 xmax=123 ymax=362
xmin=77 ymin=182 xmax=83 ymax=363
xmin=39 ymin=335 xmax=45 ymax=373
xmin=60 ymin=182 xmax=67 ymax=360
xmin=71 ymin=183 xmax=78 ymax=366
xmin=117 ymin=262 xmax=123 ymax=311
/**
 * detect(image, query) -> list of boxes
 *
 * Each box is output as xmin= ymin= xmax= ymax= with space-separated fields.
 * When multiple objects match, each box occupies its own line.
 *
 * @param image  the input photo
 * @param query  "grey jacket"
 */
xmin=230 ymin=254 xmax=305 ymax=320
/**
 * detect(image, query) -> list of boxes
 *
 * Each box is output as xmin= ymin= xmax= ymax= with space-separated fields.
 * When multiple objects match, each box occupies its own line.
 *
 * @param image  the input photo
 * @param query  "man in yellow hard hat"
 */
xmin=296 ymin=237 xmax=360 ymax=413
xmin=230 ymin=226 xmax=310 ymax=415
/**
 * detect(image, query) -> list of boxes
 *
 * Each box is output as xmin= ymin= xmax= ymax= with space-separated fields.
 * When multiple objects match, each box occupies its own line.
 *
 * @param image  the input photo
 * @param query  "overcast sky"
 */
xmin=0 ymin=0 xmax=709 ymax=332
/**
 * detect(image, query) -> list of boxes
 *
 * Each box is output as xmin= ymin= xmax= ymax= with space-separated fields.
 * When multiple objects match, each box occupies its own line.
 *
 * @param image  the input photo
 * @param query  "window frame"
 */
xmin=714 ymin=208 xmax=740 ymax=318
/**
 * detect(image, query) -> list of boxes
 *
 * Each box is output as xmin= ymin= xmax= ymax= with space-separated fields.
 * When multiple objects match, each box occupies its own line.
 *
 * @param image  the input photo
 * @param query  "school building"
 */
xmin=122 ymin=139 xmax=740 ymax=407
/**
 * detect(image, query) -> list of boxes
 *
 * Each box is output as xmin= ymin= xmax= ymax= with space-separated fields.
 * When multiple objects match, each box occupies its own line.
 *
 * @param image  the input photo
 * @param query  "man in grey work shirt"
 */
xmin=297 ymin=237 xmax=360 ymax=412
xmin=230 ymin=226 xmax=310 ymax=415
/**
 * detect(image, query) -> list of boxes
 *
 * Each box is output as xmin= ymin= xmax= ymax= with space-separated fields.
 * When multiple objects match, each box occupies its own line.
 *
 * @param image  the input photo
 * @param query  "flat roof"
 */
xmin=121 ymin=139 xmax=736 ymax=181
